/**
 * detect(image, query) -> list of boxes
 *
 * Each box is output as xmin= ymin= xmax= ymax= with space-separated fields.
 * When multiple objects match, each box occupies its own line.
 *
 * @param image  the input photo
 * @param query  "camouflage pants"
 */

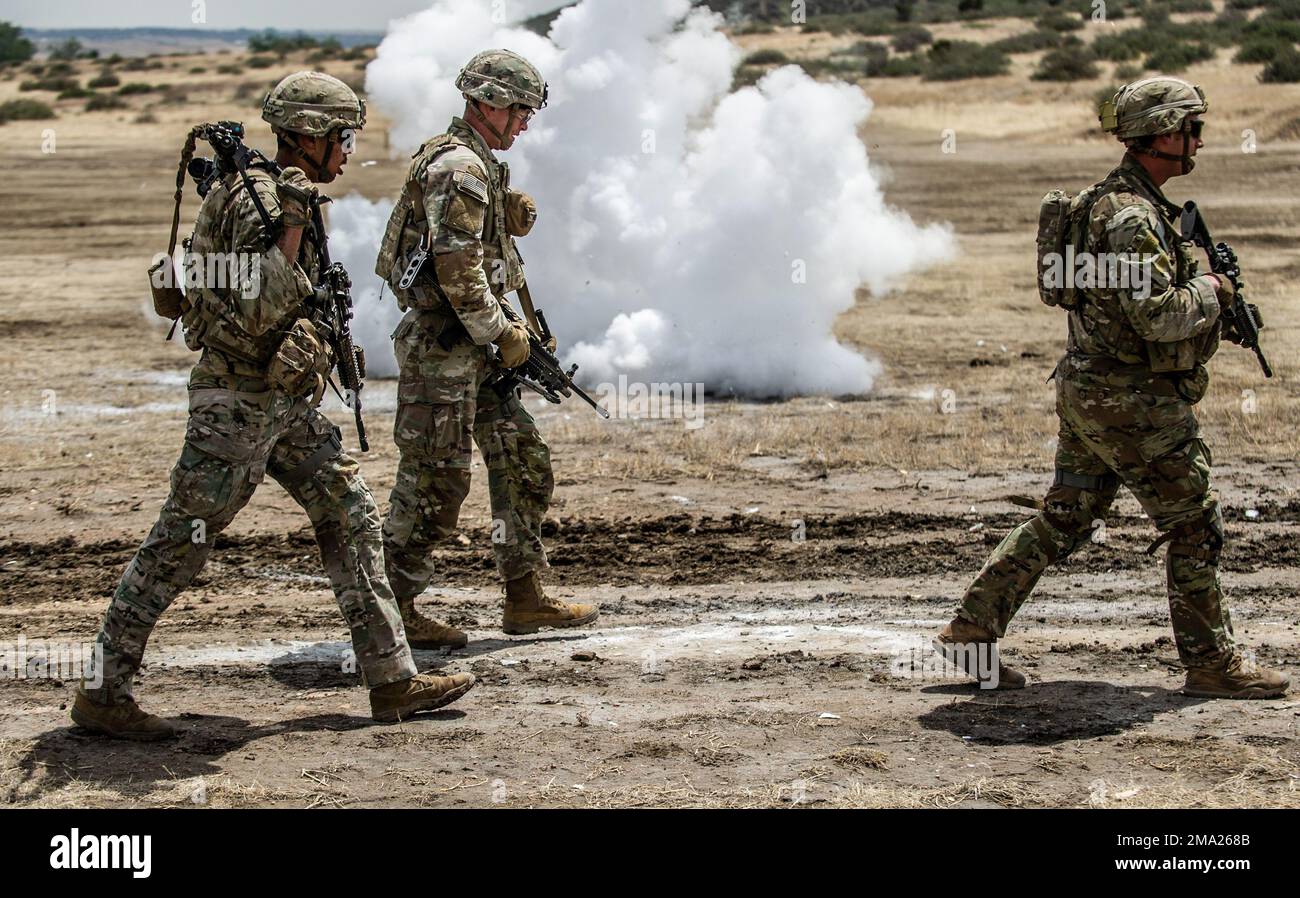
xmin=84 ymin=384 xmax=416 ymax=704
xmin=383 ymin=314 xmax=554 ymax=602
xmin=960 ymin=359 xmax=1235 ymax=670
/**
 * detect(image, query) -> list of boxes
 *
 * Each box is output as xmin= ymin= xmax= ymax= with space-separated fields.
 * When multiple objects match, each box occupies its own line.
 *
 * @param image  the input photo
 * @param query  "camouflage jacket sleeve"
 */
xmin=422 ymin=156 xmax=510 ymax=344
xmin=1101 ymin=200 xmax=1220 ymax=343
xmin=225 ymin=172 xmax=314 ymax=337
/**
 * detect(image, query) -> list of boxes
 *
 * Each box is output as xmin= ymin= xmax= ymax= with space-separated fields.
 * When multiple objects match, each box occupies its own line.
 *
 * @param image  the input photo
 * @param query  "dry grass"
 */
xmin=483 ymin=774 xmax=1053 ymax=808
xmin=831 ymin=745 xmax=891 ymax=771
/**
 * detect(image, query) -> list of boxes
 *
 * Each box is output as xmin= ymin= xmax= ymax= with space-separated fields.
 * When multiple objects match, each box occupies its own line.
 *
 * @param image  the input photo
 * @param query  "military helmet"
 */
xmin=262 ymin=71 xmax=366 ymax=137
xmin=1100 ymin=77 xmax=1207 ymax=140
xmin=455 ymin=49 xmax=548 ymax=111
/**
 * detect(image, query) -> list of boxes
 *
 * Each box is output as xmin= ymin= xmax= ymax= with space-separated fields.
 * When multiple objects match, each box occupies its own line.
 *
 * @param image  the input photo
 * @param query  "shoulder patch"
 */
xmin=453 ymin=170 xmax=489 ymax=204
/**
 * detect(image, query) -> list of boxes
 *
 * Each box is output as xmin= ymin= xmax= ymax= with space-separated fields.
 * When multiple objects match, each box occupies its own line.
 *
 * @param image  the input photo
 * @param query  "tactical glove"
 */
xmin=494 ymin=321 xmax=531 ymax=368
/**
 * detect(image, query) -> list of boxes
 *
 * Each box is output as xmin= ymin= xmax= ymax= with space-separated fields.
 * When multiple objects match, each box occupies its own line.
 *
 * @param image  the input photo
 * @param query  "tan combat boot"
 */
xmin=370 ymin=672 xmax=476 ymax=722
xmin=932 ymin=616 xmax=1026 ymax=690
xmin=502 ymin=573 xmax=599 ymax=635
xmin=396 ymin=594 xmax=468 ymax=650
xmin=1183 ymin=654 xmax=1290 ymax=700
xmin=70 ymin=692 xmax=177 ymax=741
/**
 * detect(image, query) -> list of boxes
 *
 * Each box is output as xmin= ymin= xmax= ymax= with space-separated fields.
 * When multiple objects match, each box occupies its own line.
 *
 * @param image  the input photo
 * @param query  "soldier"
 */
xmin=374 ymin=50 xmax=598 ymax=646
xmin=934 ymin=77 xmax=1289 ymax=699
xmin=73 ymin=72 xmax=475 ymax=741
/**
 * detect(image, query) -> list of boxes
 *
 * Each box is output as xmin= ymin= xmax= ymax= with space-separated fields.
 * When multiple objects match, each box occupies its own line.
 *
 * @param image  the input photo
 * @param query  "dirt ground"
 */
xmin=1 ymin=17 xmax=1299 ymax=808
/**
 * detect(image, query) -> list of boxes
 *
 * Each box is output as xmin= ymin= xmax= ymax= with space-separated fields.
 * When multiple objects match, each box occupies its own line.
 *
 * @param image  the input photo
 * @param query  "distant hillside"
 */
xmin=23 ymin=28 xmax=384 ymax=58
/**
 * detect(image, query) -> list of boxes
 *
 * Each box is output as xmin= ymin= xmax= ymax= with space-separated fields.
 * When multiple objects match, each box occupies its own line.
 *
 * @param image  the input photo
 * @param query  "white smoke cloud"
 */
xmin=334 ymin=0 xmax=956 ymax=395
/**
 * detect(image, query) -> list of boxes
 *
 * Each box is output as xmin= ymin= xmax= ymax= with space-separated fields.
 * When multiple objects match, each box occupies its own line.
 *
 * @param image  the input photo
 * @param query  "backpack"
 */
xmin=1035 ymin=181 xmax=1119 ymax=311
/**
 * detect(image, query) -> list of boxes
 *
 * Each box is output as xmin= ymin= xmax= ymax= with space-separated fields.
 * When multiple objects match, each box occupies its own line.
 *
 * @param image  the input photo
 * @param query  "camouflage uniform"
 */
xmin=84 ymin=74 xmax=417 ymax=706
xmin=377 ymin=115 xmax=553 ymax=600
xmin=956 ymin=81 xmax=1247 ymax=675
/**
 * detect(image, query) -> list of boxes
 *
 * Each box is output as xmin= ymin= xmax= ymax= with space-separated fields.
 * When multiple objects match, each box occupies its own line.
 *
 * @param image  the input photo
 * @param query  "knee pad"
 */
xmin=1148 ymin=502 xmax=1224 ymax=564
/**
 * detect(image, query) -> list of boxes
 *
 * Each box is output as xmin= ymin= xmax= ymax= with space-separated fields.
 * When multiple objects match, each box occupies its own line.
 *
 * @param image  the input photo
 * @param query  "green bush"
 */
xmin=923 ymin=39 xmax=1009 ymax=80
xmin=123 ymin=58 xmax=165 ymax=71
xmin=1266 ymin=0 xmax=1300 ymax=20
xmin=857 ymin=42 xmax=891 ymax=74
xmin=189 ymin=66 xmax=207 ymax=74
xmin=1115 ymin=62 xmax=1143 ymax=80
xmin=992 ymin=28 xmax=1063 ymax=54
xmin=247 ymin=55 xmax=276 ymax=69
xmin=1037 ymin=9 xmax=1084 ymax=32
xmin=216 ymin=63 xmax=242 ymax=75
xmin=743 ymin=48 xmax=789 ymax=65
xmin=45 ymin=61 xmax=74 ymax=76
xmin=247 ymin=30 xmax=323 ymax=56
xmin=1092 ymin=29 xmax=1166 ymax=61
xmin=19 ymin=76 xmax=78 ymax=92
xmin=0 ymin=97 xmax=54 ymax=123
xmin=0 ymin=22 xmax=35 ymax=64
xmin=104 ymin=53 xmax=123 ymax=65
xmin=57 ymin=86 xmax=92 ymax=99
xmin=1235 ymin=36 xmax=1291 ymax=64
xmin=891 ymin=25 xmax=933 ymax=53
xmin=117 ymin=82 xmax=155 ymax=95
xmin=48 ymin=38 xmax=83 ymax=61
xmin=878 ymin=53 xmax=927 ymax=77
xmin=795 ymin=57 xmax=864 ymax=79
xmin=804 ymin=12 xmax=896 ymax=37
xmin=85 ymin=93 xmax=127 ymax=111
xmin=1167 ymin=0 xmax=1214 ymax=11
xmin=87 ymin=71 xmax=120 ymax=88
xmin=1143 ymin=5 xmax=1172 ymax=29
xmin=1144 ymin=42 xmax=1215 ymax=73
xmin=1261 ymin=47 xmax=1300 ymax=82
xmin=1033 ymin=45 xmax=1100 ymax=81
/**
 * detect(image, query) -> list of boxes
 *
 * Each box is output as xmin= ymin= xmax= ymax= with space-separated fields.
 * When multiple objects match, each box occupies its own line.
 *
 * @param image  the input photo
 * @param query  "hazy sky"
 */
xmin=1 ymin=0 xmax=564 ymax=31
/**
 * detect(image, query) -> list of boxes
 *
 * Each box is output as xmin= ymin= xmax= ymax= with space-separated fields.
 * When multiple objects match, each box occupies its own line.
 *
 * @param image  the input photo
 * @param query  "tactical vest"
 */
xmin=181 ymin=164 xmax=315 ymax=369
xmin=1064 ymin=165 xmax=1217 ymax=374
xmin=375 ymin=125 xmax=524 ymax=313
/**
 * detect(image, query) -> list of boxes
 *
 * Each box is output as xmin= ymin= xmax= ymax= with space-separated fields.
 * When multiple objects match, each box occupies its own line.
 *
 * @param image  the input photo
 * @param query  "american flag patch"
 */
xmin=455 ymin=171 xmax=489 ymax=204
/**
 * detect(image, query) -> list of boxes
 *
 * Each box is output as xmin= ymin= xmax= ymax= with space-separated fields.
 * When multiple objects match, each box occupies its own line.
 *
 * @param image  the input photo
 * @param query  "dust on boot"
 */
xmin=932 ymin=616 xmax=1027 ymax=690
xmin=502 ymin=572 xmax=599 ymax=635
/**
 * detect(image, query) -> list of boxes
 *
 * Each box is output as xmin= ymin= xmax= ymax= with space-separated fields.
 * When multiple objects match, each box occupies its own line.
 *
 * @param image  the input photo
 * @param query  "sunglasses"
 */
xmin=1186 ymin=119 xmax=1204 ymax=139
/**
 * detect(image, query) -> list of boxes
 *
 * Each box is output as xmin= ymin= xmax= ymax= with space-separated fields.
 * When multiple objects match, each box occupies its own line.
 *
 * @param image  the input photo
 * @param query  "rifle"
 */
xmin=187 ymin=121 xmax=281 ymax=243
xmin=309 ymin=196 xmax=370 ymax=450
xmin=491 ymin=303 xmax=610 ymax=419
xmin=396 ymin=246 xmax=608 ymax=418
xmin=1179 ymin=201 xmax=1272 ymax=378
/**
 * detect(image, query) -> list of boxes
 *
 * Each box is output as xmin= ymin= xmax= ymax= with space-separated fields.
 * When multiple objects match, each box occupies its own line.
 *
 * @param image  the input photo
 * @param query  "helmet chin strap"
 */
xmin=288 ymin=132 xmax=334 ymax=180
xmin=1134 ymin=123 xmax=1195 ymax=174
xmin=468 ymin=101 xmax=518 ymax=150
